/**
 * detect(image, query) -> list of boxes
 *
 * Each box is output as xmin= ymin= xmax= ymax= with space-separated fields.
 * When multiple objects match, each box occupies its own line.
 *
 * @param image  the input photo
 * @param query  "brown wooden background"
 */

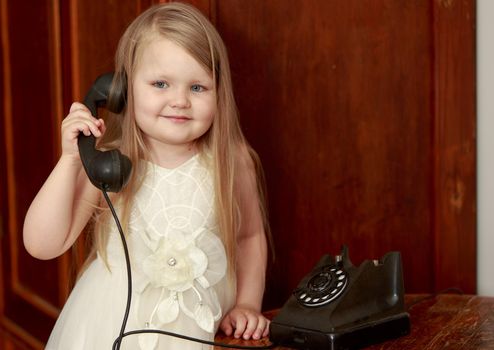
xmin=0 ymin=0 xmax=476 ymax=348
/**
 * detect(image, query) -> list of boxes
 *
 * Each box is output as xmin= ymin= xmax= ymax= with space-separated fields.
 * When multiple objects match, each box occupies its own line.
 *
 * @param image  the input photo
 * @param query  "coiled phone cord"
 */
xmin=101 ymin=189 xmax=276 ymax=350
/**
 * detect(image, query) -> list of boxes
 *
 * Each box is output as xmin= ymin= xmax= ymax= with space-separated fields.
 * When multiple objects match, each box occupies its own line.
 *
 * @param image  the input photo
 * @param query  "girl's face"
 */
xmin=132 ymin=37 xmax=216 ymax=155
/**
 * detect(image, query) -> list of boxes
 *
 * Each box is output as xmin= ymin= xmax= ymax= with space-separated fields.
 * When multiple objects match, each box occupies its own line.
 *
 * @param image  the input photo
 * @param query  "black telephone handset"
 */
xmin=78 ymin=73 xmax=131 ymax=193
xmin=269 ymin=246 xmax=411 ymax=350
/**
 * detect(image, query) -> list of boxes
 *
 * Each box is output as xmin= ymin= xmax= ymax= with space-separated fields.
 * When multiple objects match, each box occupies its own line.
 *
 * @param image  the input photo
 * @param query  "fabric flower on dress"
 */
xmin=142 ymin=233 xmax=208 ymax=292
xmin=134 ymin=226 xmax=226 ymax=349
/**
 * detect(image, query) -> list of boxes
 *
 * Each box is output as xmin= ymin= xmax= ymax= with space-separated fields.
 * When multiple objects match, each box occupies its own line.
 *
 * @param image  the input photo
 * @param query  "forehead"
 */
xmin=135 ymin=36 xmax=211 ymax=78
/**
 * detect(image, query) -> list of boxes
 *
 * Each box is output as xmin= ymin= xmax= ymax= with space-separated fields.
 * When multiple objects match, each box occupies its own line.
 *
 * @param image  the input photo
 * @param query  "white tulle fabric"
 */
xmin=45 ymin=155 xmax=235 ymax=350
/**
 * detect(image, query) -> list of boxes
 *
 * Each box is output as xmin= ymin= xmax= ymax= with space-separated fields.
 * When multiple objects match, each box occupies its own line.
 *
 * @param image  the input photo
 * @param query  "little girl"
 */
xmin=23 ymin=2 xmax=270 ymax=349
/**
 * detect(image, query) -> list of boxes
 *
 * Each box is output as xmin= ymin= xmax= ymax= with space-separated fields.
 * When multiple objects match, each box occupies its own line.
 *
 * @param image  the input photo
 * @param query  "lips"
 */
xmin=163 ymin=115 xmax=192 ymax=122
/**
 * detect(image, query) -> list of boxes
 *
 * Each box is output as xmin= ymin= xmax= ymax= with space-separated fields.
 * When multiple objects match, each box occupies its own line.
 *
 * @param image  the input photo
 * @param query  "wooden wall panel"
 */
xmin=211 ymin=0 xmax=476 ymax=308
xmin=432 ymin=0 xmax=476 ymax=293
xmin=0 ymin=0 xmax=6 ymax=338
xmin=1 ymin=0 xmax=64 ymax=347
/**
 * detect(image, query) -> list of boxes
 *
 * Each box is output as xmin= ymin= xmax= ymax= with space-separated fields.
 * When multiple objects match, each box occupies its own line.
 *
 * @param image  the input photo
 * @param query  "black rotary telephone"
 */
xmin=78 ymin=72 xmax=131 ymax=193
xmin=269 ymin=246 xmax=411 ymax=349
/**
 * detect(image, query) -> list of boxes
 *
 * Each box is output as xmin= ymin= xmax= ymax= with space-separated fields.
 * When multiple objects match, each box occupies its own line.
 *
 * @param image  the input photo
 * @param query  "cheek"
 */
xmin=202 ymin=98 xmax=217 ymax=121
xmin=202 ymin=109 xmax=215 ymax=130
xmin=204 ymin=115 xmax=214 ymax=131
xmin=133 ymin=92 xmax=159 ymax=119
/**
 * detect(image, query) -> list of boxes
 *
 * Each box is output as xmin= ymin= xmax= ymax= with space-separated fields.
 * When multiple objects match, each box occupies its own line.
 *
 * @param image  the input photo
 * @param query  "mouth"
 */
xmin=163 ymin=115 xmax=192 ymax=123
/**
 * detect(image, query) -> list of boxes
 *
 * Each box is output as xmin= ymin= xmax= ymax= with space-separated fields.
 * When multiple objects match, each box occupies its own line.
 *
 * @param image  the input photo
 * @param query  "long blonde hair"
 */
xmin=88 ymin=2 xmax=270 ymax=276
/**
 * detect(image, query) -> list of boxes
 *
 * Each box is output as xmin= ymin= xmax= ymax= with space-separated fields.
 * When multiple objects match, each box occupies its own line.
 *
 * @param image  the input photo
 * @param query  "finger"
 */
xmin=98 ymin=119 xmax=106 ymax=135
xmin=262 ymin=319 xmax=270 ymax=338
xmin=88 ymin=120 xmax=103 ymax=137
xmin=67 ymin=110 xmax=100 ymax=126
xmin=69 ymin=102 xmax=89 ymax=114
xmin=242 ymin=313 xmax=259 ymax=340
xmin=68 ymin=103 xmax=103 ymax=128
xmin=252 ymin=317 xmax=268 ymax=340
xmin=64 ymin=120 xmax=99 ymax=138
xmin=74 ymin=122 xmax=99 ymax=137
xmin=233 ymin=314 xmax=247 ymax=339
xmin=72 ymin=122 xmax=92 ymax=137
xmin=219 ymin=316 xmax=233 ymax=336
xmin=70 ymin=118 xmax=104 ymax=137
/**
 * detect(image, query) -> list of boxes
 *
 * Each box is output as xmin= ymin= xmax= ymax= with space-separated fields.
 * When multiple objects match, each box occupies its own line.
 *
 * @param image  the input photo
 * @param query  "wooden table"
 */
xmin=214 ymin=294 xmax=494 ymax=349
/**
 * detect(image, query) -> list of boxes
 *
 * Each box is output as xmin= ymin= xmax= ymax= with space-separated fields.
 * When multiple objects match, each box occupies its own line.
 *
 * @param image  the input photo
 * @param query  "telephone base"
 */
xmin=270 ymin=312 xmax=410 ymax=350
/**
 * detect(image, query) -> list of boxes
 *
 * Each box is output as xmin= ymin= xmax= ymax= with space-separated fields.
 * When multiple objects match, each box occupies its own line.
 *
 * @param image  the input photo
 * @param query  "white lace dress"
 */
xmin=46 ymin=155 xmax=235 ymax=350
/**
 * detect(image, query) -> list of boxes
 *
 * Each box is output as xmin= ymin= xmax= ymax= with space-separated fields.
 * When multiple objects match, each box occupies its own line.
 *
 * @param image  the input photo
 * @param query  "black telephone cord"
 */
xmin=102 ymin=189 xmax=275 ymax=350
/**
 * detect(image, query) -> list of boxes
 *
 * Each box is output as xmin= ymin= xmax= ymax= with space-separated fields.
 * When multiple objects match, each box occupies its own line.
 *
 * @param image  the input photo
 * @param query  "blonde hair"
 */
xmin=87 ymin=2 xmax=270 ymax=277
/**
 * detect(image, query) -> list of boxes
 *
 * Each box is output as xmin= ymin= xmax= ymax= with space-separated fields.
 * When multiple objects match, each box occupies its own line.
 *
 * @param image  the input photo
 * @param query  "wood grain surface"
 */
xmin=215 ymin=294 xmax=494 ymax=350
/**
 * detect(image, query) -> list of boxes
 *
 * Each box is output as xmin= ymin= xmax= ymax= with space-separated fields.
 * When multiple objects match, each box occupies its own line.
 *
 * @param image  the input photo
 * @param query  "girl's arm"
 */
xmin=219 ymin=145 xmax=270 ymax=340
xmin=23 ymin=102 xmax=104 ymax=260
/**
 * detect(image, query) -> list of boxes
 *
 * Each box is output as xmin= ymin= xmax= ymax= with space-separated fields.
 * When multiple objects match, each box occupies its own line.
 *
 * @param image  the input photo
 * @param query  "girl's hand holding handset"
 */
xmin=61 ymin=102 xmax=106 ymax=158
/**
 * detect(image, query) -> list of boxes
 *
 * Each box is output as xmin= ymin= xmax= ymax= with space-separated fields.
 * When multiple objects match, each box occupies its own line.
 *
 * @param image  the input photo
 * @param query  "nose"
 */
xmin=170 ymin=87 xmax=190 ymax=109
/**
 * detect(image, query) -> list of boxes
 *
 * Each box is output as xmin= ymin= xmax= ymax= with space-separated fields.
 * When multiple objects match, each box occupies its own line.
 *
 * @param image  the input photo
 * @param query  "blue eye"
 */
xmin=153 ymin=81 xmax=168 ymax=89
xmin=191 ymin=84 xmax=205 ymax=92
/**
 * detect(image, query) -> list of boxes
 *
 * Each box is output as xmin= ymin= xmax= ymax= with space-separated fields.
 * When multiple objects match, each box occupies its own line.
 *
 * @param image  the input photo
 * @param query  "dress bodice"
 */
xmin=105 ymin=155 xmax=227 ymax=347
